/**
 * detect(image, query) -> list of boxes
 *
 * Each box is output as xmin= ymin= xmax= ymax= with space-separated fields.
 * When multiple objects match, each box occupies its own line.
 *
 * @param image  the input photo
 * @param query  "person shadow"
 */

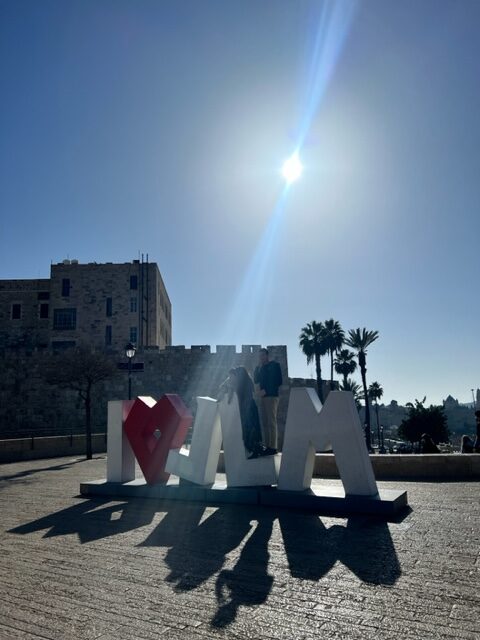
xmin=140 ymin=504 xmax=257 ymax=593
xmin=140 ymin=503 xmax=275 ymax=628
xmin=211 ymin=513 xmax=275 ymax=628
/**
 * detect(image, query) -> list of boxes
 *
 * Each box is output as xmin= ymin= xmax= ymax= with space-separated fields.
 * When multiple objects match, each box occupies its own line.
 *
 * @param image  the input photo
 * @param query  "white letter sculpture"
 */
xmin=106 ymin=400 xmax=136 ymax=483
xmin=219 ymin=395 xmax=279 ymax=487
xmin=278 ymin=388 xmax=378 ymax=497
xmin=106 ymin=390 xmax=377 ymax=496
xmin=165 ymin=396 xmax=222 ymax=486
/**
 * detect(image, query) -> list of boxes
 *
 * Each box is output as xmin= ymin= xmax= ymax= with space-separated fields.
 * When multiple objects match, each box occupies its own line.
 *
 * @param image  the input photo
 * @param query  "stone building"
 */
xmin=0 ymin=258 xmax=171 ymax=351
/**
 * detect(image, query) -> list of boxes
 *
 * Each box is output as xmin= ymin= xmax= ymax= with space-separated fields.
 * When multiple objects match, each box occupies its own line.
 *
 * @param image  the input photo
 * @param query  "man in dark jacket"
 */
xmin=254 ymin=348 xmax=283 ymax=454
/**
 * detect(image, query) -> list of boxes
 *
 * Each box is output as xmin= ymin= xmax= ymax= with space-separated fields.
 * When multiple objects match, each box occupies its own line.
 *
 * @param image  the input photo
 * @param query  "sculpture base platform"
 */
xmin=80 ymin=478 xmax=408 ymax=517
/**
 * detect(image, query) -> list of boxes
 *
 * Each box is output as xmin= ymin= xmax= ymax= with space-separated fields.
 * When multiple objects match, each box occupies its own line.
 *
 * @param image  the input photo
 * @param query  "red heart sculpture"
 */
xmin=123 ymin=394 xmax=192 ymax=484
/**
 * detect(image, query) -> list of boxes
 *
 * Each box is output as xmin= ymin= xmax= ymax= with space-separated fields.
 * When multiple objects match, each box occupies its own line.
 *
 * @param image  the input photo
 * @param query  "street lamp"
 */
xmin=125 ymin=342 xmax=136 ymax=400
xmin=379 ymin=426 xmax=386 ymax=454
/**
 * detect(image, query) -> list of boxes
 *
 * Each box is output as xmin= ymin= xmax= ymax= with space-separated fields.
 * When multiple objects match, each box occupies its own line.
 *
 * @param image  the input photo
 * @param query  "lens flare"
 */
xmin=219 ymin=0 xmax=358 ymax=345
xmin=282 ymin=152 xmax=303 ymax=184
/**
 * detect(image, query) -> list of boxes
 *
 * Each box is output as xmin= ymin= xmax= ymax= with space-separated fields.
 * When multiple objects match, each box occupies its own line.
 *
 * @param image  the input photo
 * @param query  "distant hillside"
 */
xmin=360 ymin=399 xmax=476 ymax=447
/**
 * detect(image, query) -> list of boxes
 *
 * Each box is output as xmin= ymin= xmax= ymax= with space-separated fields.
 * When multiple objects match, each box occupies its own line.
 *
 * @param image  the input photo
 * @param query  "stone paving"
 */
xmin=0 ymin=455 xmax=479 ymax=640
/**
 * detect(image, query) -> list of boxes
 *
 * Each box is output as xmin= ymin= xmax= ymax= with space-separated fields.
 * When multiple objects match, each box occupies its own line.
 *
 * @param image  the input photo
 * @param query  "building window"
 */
xmin=53 ymin=308 xmax=76 ymax=330
xmin=38 ymin=291 xmax=50 ymax=300
xmin=130 ymin=297 xmax=137 ymax=312
xmin=106 ymin=297 xmax=112 ymax=317
xmin=105 ymin=325 xmax=112 ymax=346
xmin=130 ymin=327 xmax=138 ymax=344
xmin=11 ymin=303 xmax=21 ymax=320
xmin=130 ymin=275 xmax=138 ymax=290
xmin=39 ymin=303 xmax=49 ymax=319
xmin=62 ymin=278 xmax=70 ymax=297
xmin=52 ymin=341 xmax=76 ymax=351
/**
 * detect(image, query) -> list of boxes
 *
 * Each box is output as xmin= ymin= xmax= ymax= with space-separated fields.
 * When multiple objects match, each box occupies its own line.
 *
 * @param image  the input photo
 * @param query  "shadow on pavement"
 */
xmin=140 ymin=505 xmax=256 ymax=591
xmin=8 ymin=496 xmax=157 ymax=543
xmin=0 ymin=456 xmax=92 ymax=486
xmin=279 ymin=512 xmax=401 ymax=585
xmin=140 ymin=504 xmax=275 ymax=628
xmin=211 ymin=514 xmax=274 ymax=628
xmin=140 ymin=503 xmax=401 ymax=628
xmin=9 ymin=497 xmax=402 ymax=627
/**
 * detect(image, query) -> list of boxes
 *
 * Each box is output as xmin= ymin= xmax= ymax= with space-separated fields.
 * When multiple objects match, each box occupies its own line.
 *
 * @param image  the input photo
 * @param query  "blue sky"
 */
xmin=1 ymin=0 xmax=480 ymax=405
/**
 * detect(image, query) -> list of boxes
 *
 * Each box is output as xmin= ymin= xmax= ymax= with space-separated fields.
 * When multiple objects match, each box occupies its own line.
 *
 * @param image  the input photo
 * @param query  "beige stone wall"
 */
xmin=150 ymin=265 xmax=171 ymax=347
xmin=0 ymin=433 xmax=107 ymax=463
xmin=0 ymin=344 xmax=289 ymax=444
xmin=0 ymin=279 xmax=51 ymax=349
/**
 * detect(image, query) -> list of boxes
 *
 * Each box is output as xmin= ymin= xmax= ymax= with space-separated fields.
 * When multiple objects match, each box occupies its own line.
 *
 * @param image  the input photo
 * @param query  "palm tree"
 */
xmin=299 ymin=321 xmax=327 ymax=403
xmin=334 ymin=349 xmax=357 ymax=386
xmin=368 ymin=381 xmax=384 ymax=453
xmin=340 ymin=377 xmax=362 ymax=411
xmin=323 ymin=318 xmax=345 ymax=390
xmin=345 ymin=328 xmax=379 ymax=452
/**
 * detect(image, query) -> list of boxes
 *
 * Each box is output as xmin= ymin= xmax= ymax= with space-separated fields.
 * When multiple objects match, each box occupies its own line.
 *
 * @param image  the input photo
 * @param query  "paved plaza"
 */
xmin=0 ymin=455 xmax=479 ymax=640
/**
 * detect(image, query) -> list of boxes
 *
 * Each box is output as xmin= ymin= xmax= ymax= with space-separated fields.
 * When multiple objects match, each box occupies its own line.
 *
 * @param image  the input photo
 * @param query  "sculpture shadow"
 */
xmin=279 ymin=511 xmax=401 ymax=585
xmin=139 ymin=502 xmax=275 ymax=628
xmin=140 ymin=504 xmax=258 ymax=592
xmin=8 ymin=497 xmax=403 ymax=628
xmin=8 ymin=496 xmax=157 ymax=543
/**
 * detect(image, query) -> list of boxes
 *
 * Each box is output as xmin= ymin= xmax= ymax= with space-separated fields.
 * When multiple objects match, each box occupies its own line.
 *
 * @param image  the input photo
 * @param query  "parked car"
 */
xmin=437 ymin=442 xmax=453 ymax=453
xmin=394 ymin=442 xmax=414 ymax=454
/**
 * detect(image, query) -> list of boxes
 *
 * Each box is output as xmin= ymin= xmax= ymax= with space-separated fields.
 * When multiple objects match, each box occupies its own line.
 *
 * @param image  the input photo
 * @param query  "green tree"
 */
xmin=368 ymin=381 xmax=384 ymax=452
xmin=334 ymin=349 xmax=357 ymax=386
xmin=299 ymin=321 xmax=327 ymax=403
xmin=398 ymin=397 xmax=449 ymax=448
xmin=323 ymin=318 xmax=345 ymax=390
xmin=345 ymin=328 xmax=379 ymax=452
xmin=46 ymin=347 xmax=117 ymax=459
xmin=340 ymin=377 xmax=363 ymax=411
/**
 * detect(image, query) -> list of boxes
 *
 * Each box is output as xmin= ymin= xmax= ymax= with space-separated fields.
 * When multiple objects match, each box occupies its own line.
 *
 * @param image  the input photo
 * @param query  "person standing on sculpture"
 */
xmin=254 ymin=348 xmax=283 ymax=454
xmin=230 ymin=367 xmax=266 ymax=458
xmin=474 ymin=411 xmax=480 ymax=452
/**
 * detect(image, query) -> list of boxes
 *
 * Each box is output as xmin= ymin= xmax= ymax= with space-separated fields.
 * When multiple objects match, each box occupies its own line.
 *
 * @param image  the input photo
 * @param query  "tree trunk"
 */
xmin=343 ymin=373 xmax=348 ymax=387
xmin=85 ymin=383 xmax=92 ymax=460
xmin=315 ymin=352 xmax=324 ymax=404
xmin=359 ymin=352 xmax=372 ymax=451
xmin=375 ymin=401 xmax=381 ymax=451
xmin=330 ymin=351 xmax=334 ymax=390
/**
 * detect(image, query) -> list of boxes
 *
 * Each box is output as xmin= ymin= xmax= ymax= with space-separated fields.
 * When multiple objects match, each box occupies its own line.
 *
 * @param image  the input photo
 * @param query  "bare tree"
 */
xmin=46 ymin=347 xmax=117 ymax=459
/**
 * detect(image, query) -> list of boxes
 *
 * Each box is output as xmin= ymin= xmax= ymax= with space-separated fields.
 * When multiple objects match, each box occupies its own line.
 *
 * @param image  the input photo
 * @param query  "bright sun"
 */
xmin=282 ymin=152 xmax=303 ymax=184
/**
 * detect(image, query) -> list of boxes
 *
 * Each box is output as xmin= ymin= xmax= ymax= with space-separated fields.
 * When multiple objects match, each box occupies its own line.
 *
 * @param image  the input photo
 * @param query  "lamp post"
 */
xmin=125 ymin=342 xmax=136 ymax=400
xmin=380 ymin=426 xmax=386 ymax=454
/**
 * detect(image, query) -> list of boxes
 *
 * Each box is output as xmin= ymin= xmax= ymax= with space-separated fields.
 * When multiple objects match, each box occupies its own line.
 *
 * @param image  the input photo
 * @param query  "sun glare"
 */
xmin=282 ymin=152 xmax=303 ymax=184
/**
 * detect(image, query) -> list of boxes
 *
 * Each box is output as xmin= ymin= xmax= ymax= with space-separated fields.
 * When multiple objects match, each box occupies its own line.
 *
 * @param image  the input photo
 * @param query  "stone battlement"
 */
xmin=156 ymin=344 xmax=284 ymax=356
